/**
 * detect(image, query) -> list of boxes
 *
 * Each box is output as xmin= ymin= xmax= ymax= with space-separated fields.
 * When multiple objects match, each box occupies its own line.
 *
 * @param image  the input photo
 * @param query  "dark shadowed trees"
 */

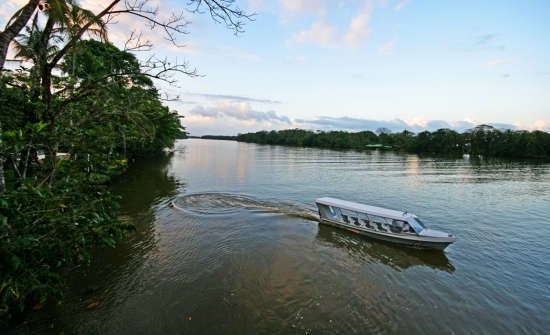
xmin=236 ymin=127 xmax=550 ymax=159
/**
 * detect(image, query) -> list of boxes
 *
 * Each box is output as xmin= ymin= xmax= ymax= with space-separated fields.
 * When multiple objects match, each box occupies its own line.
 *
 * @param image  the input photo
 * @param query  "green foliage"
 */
xmin=201 ymin=135 xmax=235 ymax=140
xmin=236 ymin=126 xmax=550 ymax=159
xmin=0 ymin=182 xmax=134 ymax=323
xmin=0 ymin=39 xmax=184 ymax=323
xmin=57 ymin=39 xmax=184 ymax=159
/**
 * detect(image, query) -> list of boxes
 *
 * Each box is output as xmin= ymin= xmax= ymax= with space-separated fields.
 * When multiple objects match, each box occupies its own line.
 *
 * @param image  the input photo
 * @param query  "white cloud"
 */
xmin=0 ymin=0 xmax=30 ymax=21
xmin=486 ymin=59 xmax=509 ymax=68
xmin=284 ymin=55 xmax=308 ymax=64
xmin=280 ymin=0 xmax=325 ymax=13
xmin=514 ymin=120 xmax=550 ymax=132
xmin=295 ymin=116 xmax=523 ymax=133
xmin=287 ymin=20 xmax=339 ymax=47
xmin=378 ymin=40 xmax=395 ymax=55
xmin=287 ymin=1 xmax=374 ymax=49
xmin=343 ymin=1 xmax=373 ymax=48
xmin=395 ymin=0 xmax=411 ymax=10
xmin=183 ymin=113 xmax=549 ymax=136
xmin=188 ymin=101 xmax=291 ymax=124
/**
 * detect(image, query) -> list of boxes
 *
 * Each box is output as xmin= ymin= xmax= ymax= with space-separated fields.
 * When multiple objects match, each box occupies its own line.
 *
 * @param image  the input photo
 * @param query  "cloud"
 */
xmin=280 ymin=0 xmax=325 ymax=14
xmin=378 ymin=40 xmax=395 ymax=55
xmin=287 ymin=20 xmax=339 ymax=47
xmin=532 ymin=120 xmax=550 ymax=132
xmin=1 ymin=0 xmax=34 ymax=21
xmin=188 ymin=101 xmax=291 ymax=124
xmin=470 ymin=32 xmax=506 ymax=51
xmin=514 ymin=120 xmax=550 ymax=132
xmin=184 ymin=92 xmax=281 ymax=104
xmin=395 ymin=0 xmax=411 ymax=10
xmin=284 ymin=55 xmax=308 ymax=64
xmin=296 ymin=116 xmax=410 ymax=131
xmin=486 ymin=59 xmax=508 ymax=68
xmin=474 ymin=33 xmax=498 ymax=46
xmin=287 ymin=1 xmax=373 ymax=49
xmin=183 ymin=113 xmax=548 ymax=136
xmin=343 ymin=2 xmax=373 ymax=48
xmin=294 ymin=116 xmax=520 ymax=132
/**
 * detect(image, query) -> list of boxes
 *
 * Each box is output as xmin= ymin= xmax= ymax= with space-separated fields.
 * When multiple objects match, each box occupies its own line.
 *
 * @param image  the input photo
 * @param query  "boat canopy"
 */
xmin=316 ymin=197 xmax=410 ymax=221
xmin=316 ymin=197 xmax=425 ymax=234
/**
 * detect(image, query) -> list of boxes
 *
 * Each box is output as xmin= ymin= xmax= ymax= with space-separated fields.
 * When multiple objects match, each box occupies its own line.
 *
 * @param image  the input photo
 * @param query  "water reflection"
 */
xmin=316 ymin=225 xmax=455 ymax=273
xmin=46 ymin=154 xmax=181 ymax=334
xmin=19 ymin=139 xmax=550 ymax=334
xmin=112 ymin=153 xmax=182 ymax=214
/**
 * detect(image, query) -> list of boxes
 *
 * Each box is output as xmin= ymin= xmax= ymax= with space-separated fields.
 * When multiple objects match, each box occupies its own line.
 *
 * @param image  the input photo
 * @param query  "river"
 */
xmin=25 ymin=139 xmax=550 ymax=334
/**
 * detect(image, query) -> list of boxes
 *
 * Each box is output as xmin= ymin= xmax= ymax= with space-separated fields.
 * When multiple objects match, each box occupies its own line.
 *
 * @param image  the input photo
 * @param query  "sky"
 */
xmin=2 ymin=0 xmax=550 ymax=135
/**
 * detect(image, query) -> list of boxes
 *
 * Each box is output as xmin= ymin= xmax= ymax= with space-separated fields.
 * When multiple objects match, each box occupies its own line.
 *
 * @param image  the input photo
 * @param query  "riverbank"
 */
xmin=0 ymin=40 xmax=185 ymax=325
xmin=9 ymin=139 xmax=550 ymax=334
xmin=233 ymin=126 xmax=550 ymax=160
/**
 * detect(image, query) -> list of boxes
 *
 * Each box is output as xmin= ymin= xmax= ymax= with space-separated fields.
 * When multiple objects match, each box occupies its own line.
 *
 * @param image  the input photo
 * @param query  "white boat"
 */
xmin=315 ymin=197 xmax=456 ymax=250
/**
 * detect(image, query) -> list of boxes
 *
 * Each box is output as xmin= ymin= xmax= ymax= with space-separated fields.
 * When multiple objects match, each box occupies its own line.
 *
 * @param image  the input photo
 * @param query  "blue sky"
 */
xmin=2 ymin=0 xmax=550 ymax=135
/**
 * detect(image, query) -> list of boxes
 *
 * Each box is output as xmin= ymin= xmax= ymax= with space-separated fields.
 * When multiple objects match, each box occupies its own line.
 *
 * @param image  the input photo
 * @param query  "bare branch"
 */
xmin=108 ymin=0 xmax=191 ymax=47
xmin=158 ymin=91 xmax=182 ymax=102
xmin=140 ymin=55 xmax=200 ymax=84
xmin=187 ymin=0 xmax=255 ymax=35
xmin=123 ymin=30 xmax=152 ymax=51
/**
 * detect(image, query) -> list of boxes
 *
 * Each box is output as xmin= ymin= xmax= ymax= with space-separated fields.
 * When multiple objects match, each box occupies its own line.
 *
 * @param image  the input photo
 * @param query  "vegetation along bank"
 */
xmin=234 ymin=126 xmax=550 ymax=160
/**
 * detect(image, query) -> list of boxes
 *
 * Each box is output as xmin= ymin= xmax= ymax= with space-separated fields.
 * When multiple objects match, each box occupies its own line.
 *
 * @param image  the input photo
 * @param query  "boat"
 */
xmin=315 ymin=197 xmax=456 ymax=250
xmin=365 ymin=144 xmax=393 ymax=150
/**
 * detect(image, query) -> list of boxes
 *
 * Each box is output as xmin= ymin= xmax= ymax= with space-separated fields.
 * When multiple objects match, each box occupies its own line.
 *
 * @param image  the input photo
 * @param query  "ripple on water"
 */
xmin=27 ymin=140 xmax=550 ymax=335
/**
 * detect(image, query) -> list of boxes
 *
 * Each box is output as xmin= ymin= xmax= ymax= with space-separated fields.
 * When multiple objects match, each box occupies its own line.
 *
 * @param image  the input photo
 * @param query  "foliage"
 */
xmin=0 ymin=39 xmax=184 ymax=324
xmin=0 ymin=182 xmax=133 ymax=322
xmin=235 ymin=126 xmax=550 ymax=159
xmin=201 ymin=135 xmax=236 ymax=140
xmin=0 ymin=0 xmax=253 ymax=326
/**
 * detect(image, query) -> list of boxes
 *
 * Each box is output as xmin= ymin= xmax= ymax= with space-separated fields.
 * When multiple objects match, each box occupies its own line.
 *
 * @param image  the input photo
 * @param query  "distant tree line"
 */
xmin=235 ymin=125 xmax=550 ymax=159
xmin=201 ymin=135 xmax=237 ymax=140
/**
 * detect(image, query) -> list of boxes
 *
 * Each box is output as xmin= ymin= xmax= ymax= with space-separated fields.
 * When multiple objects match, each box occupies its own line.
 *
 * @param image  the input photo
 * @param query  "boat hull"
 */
xmin=319 ymin=218 xmax=454 ymax=251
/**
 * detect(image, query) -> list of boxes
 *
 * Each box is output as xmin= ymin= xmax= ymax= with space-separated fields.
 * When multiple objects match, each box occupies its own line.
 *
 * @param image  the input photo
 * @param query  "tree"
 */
xmin=0 ymin=0 xmax=254 ymax=194
xmin=0 ymin=0 xmax=254 ymax=322
xmin=0 ymin=0 xmax=41 ymax=68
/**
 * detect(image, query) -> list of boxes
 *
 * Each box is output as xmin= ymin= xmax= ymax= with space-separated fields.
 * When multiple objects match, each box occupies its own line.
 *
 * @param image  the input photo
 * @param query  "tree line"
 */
xmin=0 ymin=0 xmax=251 ymax=324
xmin=235 ymin=125 xmax=550 ymax=159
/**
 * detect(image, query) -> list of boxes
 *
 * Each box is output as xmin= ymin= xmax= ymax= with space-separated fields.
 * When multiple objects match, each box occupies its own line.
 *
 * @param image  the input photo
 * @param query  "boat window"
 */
xmin=407 ymin=217 xmax=424 ymax=234
xmin=352 ymin=217 xmax=360 ymax=226
xmin=342 ymin=214 xmax=349 ymax=223
xmin=392 ymin=220 xmax=405 ymax=228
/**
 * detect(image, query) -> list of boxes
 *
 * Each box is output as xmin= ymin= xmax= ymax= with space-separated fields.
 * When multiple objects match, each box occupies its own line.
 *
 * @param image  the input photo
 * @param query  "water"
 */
xmin=25 ymin=139 xmax=550 ymax=334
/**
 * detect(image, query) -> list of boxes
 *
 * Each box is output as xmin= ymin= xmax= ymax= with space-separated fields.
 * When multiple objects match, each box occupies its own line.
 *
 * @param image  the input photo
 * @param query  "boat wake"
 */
xmin=171 ymin=192 xmax=319 ymax=221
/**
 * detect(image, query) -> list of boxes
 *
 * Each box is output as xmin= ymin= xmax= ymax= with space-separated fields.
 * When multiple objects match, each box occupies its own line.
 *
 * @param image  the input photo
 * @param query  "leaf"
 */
xmin=11 ymin=255 xmax=22 ymax=271
xmin=86 ymin=301 xmax=100 ymax=309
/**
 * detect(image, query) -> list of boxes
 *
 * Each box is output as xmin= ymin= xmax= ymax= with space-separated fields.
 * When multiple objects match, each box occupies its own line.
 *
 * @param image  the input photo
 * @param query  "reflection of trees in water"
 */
xmin=315 ymin=225 xmax=455 ymax=273
xmin=466 ymin=158 xmax=549 ymax=183
xmin=112 ymin=153 xmax=183 ymax=216
xmin=53 ymin=154 xmax=182 ymax=331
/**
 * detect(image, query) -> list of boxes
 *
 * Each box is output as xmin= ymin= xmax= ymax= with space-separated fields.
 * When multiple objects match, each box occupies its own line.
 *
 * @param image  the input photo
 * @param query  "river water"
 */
xmin=28 ymin=139 xmax=550 ymax=334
